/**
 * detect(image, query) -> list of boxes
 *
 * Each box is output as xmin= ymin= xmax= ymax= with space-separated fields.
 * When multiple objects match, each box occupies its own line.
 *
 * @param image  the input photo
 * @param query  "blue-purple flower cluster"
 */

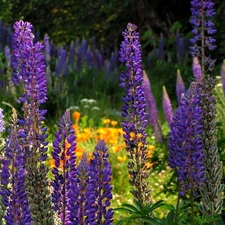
xmin=169 ymin=81 xmax=205 ymax=196
xmin=176 ymin=69 xmax=185 ymax=104
xmin=190 ymin=0 xmax=217 ymax=72
xmin=119 ymin=23 xmax=151 ymax=204
xmin=162 ymin=86 xmax=174 ymax=129
xmin=51 ymin=110 xmax=113 ymax=224
xmin=142 ymin=71 xmax=163 ymax=142
xmin=0 ymin=110 xmax=31 ymax=224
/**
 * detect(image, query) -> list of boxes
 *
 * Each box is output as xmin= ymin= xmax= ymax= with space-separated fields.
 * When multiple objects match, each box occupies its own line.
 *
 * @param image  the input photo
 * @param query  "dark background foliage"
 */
xmin=1 ymin=0 xmax=224 ymax=56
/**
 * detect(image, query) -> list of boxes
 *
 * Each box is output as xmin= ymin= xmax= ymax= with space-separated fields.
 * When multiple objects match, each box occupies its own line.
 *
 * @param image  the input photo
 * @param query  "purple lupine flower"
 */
xmin=120 ymin=23 xmax=151 ymax=204
xmin=142 ymin=71 xmax=163 ymax=142
xmin=51 ymin=109 xmax=80 ymax=224
xmin=158 ymin=33 xmax=164 ymax=61
xmin=81 ymin=39 xmax=88 ymax=54
xmin=95 ymin=49 xmax=104 ymax=69
xmin=11 ymin=20 xmax=33 ymax=86
xmin=0 ymin=110 xmax=31 ymax=224
xmin=162 ymin=86 xmax=174 ymax=128
xmin=55 ymin=48 xmax=68 ymax=76
xmin=220 ymin=60 xmax=225 ymax=97
xmin=0 ymin=108 xmax=5 ymax=133
xmin=169 ymin=80 xmax=205 ymax=196
xmin=44 ymin=34 xmax=51 ymax=65
xmin=85 ymin=140 xmax=113 ymax=225
xmin=176 ymin=69 xmax=185 ymax=104
xmin=104 ymin=60 xmax=111 ymax=81
xmin=12 ymin=21 xmax=47 ymax=105
xmin=85 ymin=48 xmax=94 ymax=68
xmin=76 ymin=152 xmax=90 ymax=224
xmin=190 ymin=0 xmax=217 ymax=73
xmin=11 ymin=20 xmax=54 ymax=223
xmin=4 ymin=46 xmax=11 ymax=69
xmin=193 ymin=56 xmax=203 ymax=81
xmin=177 ymin=37 xmax=186 ymax=64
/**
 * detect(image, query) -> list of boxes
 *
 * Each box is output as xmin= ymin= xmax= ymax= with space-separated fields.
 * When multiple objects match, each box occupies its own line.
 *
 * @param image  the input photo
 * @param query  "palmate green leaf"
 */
xmin=140 ymin=216 xmax=165 ymax=225
xmin=194 ymin=214 xmax=224 ymax=225
xmin=114 ymin=207 xmax=137 ymax=214
xmin=116 ymin=216 xmax=139 ymax=225
xmin=165 ymin=209 xmax=175 ymax=224
xmin=116 ymin=214 xmax=164 ymax=225
xmin=148 ymin=200 xmax=165 ymax=213
xmin=119 ymin=203 xmax=140 ymax=213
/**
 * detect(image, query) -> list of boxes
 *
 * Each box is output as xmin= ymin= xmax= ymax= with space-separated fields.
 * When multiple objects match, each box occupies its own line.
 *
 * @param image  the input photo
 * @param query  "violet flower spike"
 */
xmin=193 ymin=56 xmax=203 ymax=81
xmin=169 ymin=80 xmax=205 ymax=196
xmin=85 ymin=140 xmax=113 ymax=225
xmin=220 ymin=60 xmax=225 ymax=98
xmin=162 ymin=86 xmax=174 ymax=128
xmin=0 ymin=108 xmax=5 ymax=133
xmin=142 ymin=71 xmax=163 ymax=142
xmin=119 ymin=23 xmax=151 ymax=204
xmin=190 ymin=0 xmax=217 ymax=74
xmin=0 ymin=109 xmax=31 ymax=224
xmin=176 ymin=69 xmax=185 ymax=104
xmin=51 ymin=109 xmax=80 ymax=224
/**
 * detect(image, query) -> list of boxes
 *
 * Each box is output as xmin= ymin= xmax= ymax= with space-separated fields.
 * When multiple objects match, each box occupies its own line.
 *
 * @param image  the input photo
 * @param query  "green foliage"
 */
xmin=114 ymin=200 xmax=166 ymax=225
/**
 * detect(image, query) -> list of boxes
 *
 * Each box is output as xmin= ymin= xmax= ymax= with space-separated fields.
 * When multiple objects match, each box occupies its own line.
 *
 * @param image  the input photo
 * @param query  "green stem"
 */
xmin=175 ymin=183 xmax=181 ymax=221
xmin=190 ymin=187 xmax=195 ymax=225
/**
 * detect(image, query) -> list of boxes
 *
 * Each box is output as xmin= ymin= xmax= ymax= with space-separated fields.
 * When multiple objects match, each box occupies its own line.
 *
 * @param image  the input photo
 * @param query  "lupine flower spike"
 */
xmin=162 ymin=86 xmax=174 ymax=128
xmin=11 ymin=20 xmax=54 ymax=224
xmin=0 ymin=109 xmax=32 ymax=224
xmin=190 ymin=0 xmax=217 ymax=75
xmin=220 ymin=60 xmax=225 ymax=98
xmin=169 ymin=80 xmax=205 ymax=197
xmin=85 ymin=140 xmax=114 ymax=225
xmin=176 ymin=69 xmax=185 ymax=104
xmin=120 ymin=23 xmax=151 ymax=204
xmin=51 ymin=109 xmax=80 ymax=224
xmin=142 ymin=71 xmax=163 ymax=142
xmin=199 ymin=77 xmax=224 ymax=216
xmin=192 ymin=56 xmax=203 ymax=81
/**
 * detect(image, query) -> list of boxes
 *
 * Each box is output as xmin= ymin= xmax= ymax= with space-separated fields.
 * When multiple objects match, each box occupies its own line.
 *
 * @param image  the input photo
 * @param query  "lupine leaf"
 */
xmin=165 ymin=209 xmax=175 ymax=224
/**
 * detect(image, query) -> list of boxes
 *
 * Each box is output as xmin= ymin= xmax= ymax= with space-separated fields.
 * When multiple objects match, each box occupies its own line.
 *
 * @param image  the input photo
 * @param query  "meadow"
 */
xmin=0 ymin=1 xmax=225 ymax=225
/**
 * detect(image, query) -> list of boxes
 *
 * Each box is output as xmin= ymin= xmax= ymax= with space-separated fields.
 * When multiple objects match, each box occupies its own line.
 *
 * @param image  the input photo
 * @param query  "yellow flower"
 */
xmin=147 ymin=145 xmax=155 ymax=158
xmin=111 ymin=120 xmax=118 ymax=126
xmin=103 ymin=118 xmax=111 ymax=125
xmin=117 ymin=156 xmax=126 ymax=162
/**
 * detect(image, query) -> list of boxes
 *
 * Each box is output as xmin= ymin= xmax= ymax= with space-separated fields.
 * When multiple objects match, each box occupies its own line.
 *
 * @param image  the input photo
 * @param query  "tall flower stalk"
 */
xmin=0 ymin=109 xmax=31 ymax=225
xmin=190 ymin=0 xmax=217 ymax=75
xmin=176 ymin=69 xmax=185 ymax=104
xmin=199 ymin=77 xmax=224 ymax=216
xmin=169 ymin=80 xmax=205 ymax=223
xmin=85 ymin=140 xmax=113 ymax=225
xmin=51 ymin=109 xmax=79 ymax=224
xmin=11 ymin=20 xmax=54 ymax=224
xmin=162 ymin=86 xmax=174 ymax=128
xmin=142 ymin=71 xmax=163 ymax=142
xmin=119 ymin=23 xmax=151 ymax=204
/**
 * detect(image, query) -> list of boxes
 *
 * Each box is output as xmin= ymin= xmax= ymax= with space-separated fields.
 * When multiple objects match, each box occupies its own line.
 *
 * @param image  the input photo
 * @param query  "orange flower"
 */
xmin=76 ymin=146 xmax=84 ymax=159
xmin=147 ymin=145 xmax=155 ymax=158
xmin=72 ymin=111 xmax=80 ymax=122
